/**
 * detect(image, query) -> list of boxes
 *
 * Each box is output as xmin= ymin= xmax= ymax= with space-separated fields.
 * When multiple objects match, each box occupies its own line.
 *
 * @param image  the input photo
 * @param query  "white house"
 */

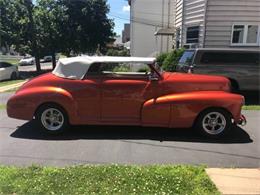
xmin=129 ymin=0 xmax=260 ymax=56
xmin=129 ymin=0 xmax=176 ymax=57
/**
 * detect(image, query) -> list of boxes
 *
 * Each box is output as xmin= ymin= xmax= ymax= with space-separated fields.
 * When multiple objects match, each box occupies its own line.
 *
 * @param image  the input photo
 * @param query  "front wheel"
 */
xmin=10 ymin=72 xmax=17 ymax=80
xmin=36 ymin=104 xmax=69 ymax=134
xmin=195 ymin=108 xmax=232 ymax=138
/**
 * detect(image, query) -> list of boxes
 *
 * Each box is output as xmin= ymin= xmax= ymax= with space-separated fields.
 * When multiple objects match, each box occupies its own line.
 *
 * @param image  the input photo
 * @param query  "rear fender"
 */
xmin=141 ymin=91 xmax=244 ymax=128
xmin=8 ymin=87 xmax=77 ymax=123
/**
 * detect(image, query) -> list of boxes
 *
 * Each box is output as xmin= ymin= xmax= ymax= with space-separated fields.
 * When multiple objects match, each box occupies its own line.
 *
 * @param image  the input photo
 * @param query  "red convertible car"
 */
xmin=7 ymin=56 xmax=246 ymax=137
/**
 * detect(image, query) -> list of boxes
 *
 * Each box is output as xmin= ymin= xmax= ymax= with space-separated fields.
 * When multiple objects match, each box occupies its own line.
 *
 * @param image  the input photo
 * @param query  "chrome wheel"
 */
xmin=41 ymin=108 xmax=64 ymax=131
xmin=202 ymin=112 xmax=226 ymax=135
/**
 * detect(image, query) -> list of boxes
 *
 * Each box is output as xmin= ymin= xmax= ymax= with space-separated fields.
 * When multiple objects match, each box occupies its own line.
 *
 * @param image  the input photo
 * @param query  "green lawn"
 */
xmin=0 ymin=79 xmax=25 ymax=87
xmin=0 ymin=104 xmax=6 ymax=110
xmin=1 ymin=58 xmax=20 ymax=65
xmin=0 ymin=165 xmax=219 ymax=195
xmin=243 ymin=105 xmax=260 ymax=110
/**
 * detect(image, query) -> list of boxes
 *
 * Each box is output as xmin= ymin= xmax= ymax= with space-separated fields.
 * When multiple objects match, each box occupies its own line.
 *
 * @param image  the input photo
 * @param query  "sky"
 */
xmin=107 ymin=0 xmax=130 ymax=36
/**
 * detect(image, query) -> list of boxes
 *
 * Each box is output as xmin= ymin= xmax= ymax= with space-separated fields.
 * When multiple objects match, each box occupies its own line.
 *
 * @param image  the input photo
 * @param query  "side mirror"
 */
xmin=188 ymin=65 xmax=194 ymax=73
xmin=149 ymin=75 xmax=159 ymax=81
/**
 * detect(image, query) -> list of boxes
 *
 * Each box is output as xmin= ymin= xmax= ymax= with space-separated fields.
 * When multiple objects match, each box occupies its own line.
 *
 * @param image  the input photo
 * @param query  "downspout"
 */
xmin=161 ymin=0 xmax=165 ymax=53
xmin=167 ymin=0 xmax=171 ymax=51
xmin=130 ymin=0 xmax=134 ymax=56
xmin=202 ymin=0 xmax=209 ymax=48
xmin=181 ymin=0 xmax=185 ymax=47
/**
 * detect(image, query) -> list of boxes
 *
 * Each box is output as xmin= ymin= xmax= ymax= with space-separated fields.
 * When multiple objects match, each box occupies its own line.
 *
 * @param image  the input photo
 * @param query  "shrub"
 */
xmin=156 ymin=52 xmax=168 ymax=66
xmin=161 ymin=48 xmax=185 ymax=72
xmin=106 ymin=48 xmax=130 ymax=56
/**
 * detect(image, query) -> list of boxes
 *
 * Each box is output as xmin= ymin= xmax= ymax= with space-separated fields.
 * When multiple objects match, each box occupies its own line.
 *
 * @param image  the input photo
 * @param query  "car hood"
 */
xmin=162 ymin=72 xmax=231 ymax=93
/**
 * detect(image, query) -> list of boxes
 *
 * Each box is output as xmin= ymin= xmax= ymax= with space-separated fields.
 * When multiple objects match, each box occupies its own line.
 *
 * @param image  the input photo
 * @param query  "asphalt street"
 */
xmin=0 ymin=92 xmax=259 ymax=167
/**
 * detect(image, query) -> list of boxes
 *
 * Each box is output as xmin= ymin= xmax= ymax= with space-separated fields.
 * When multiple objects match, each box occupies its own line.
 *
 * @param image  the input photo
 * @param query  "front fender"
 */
xmin=7 ymin=87 xmax=77 ymax=123
xmin=141 ymin=91 xmax=244 ymax=128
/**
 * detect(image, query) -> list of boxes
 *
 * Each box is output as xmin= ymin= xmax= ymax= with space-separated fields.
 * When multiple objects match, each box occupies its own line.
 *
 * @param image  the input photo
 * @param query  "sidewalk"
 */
xmin=206 ymin=168 xmax=260 ymax=195
xmin=0 ymin=80 xmax=27 ymax=93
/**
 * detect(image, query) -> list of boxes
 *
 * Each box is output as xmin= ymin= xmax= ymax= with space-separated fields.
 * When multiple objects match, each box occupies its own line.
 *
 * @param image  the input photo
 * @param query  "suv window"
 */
xmin=178 ymin=51 xmax=195 ymax=66
xmin=200 ymin=52 xmax=259 ymax=65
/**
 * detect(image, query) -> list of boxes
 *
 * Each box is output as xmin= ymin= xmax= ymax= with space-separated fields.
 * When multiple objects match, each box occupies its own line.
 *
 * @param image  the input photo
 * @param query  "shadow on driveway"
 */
xmin=10 ymin=121 xmax=253 ymax=144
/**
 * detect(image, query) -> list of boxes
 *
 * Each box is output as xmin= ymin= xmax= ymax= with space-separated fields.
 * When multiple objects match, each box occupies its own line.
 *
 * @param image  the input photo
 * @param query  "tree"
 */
xmin=34 ymin=0 xmax=66 ymax=68
xmin=1 ymin=0 xmax=114 ymax=70
xmin=24 ymin=0 xmax=41 ymax=72
xmin=58 ymin=0 xmax=114 ymax=56
xmin=0 ymin=0 xmax=28 ymax=54
xmin=0 ymin=0 xmax=41 ymax=71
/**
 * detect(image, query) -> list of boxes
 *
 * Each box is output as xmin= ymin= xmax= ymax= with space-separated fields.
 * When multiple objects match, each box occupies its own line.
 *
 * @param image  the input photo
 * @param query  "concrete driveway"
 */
xmin=0 ymin=105 xmax=259 ymax=167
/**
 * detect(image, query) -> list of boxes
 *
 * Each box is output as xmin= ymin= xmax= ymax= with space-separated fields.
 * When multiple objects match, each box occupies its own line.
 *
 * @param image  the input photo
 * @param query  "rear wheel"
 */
xmin=36 ymin=104 xmax=69 ymax=134
xmin=195 ymin=108 xmax=232 ymax=138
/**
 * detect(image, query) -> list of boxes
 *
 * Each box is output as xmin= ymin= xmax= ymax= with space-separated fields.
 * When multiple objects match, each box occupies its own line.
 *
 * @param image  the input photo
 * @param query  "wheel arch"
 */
xmin=192 ymin=106 xmax=233 ymax=127
xmin=34 ymin=102 xmax=69 ymax=121
xmin=228 ymin=78 xmax=240 ymax=92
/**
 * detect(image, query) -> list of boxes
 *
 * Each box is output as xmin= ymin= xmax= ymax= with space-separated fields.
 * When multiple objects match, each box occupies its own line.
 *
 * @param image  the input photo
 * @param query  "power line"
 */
xmin=108 ymin=13 xmax=175 ymax=27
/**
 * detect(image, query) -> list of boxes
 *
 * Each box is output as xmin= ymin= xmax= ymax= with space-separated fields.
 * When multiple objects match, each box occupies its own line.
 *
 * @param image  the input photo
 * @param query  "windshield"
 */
xmin=178 ymin=51 xmax=195 ymax=66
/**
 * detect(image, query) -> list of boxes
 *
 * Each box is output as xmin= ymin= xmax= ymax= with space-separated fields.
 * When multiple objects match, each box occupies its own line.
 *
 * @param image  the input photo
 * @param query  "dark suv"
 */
xmin=176 ymin=48 xmax=260 ymax=91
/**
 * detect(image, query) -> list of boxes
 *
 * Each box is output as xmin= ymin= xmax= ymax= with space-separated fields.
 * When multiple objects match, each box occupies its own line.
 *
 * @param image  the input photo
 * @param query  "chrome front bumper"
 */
xmin=237 ymin=114 xmax=247 ymax=126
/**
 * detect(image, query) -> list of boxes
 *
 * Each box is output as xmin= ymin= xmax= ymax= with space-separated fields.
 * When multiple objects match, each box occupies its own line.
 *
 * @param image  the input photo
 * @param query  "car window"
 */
xmin=86 ymin=63 xmax=101 ymax=76
xmin=100 ymin=62 xmax=151 ymax=76
xmin=200 ymin=52 xmax=259 ymax=66
xmin=0 ymin=62 xmax=12 ymax=68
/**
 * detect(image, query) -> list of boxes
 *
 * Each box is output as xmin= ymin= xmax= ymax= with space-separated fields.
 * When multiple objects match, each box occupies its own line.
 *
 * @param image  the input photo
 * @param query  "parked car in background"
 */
xmin=7 ymin=56 xmax=246 ymax=138
xmin=42 ymin=55 xmax=60 ymax=63
xmin=0 ymin=62 xmax=19 ymax=81
xmin=177 ymin=48 xmax=260 ymax=91
xmin=19 ymin=56 xmax=35 ymax=66
xmin=43 ymin=56 xmax=52 ymax=62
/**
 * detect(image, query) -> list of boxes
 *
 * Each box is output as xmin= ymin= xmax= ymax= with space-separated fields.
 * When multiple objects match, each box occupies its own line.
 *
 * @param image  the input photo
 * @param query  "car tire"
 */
xmin=35 ymin=104 xmax=69 ymax=134
xmin=195 ymin=108 xmax=232 ymax=138
xmin=10 ymin=72 xmax=17 ymax=80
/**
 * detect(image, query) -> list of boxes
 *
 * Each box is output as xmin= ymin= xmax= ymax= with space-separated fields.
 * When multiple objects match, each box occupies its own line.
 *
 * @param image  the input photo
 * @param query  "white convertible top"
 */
xmin=52 ymin=56 xmax=156 ymax=79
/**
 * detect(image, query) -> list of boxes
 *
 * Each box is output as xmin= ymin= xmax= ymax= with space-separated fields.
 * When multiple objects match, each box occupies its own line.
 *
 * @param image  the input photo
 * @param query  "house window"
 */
xmin=247 ymin=25 xmax=258 ymax=43
xmin=231 ymin=24 xmax=259 ymax=45
xmin=186 ymin=26 xmax=199 ymax=43
xmin=232 ymin=25 xmax=244 ymax=43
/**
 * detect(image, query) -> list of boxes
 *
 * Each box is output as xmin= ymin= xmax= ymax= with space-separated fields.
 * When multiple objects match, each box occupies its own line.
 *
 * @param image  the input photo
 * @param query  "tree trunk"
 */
xmin=25 ymin=0 xmax=41 ymax=73
xmin=35 ymin=55 xmax=41 ymax=72
xmin=51 ymin=53 xmax=56 ymax=69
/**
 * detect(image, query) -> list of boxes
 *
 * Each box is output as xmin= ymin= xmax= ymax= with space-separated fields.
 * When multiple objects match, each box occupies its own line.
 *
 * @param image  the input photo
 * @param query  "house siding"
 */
xmin=130 ymin=0 xmax=175 ymax=57
xmin=174 ymin=0 xmax=206 ymax=48
xmin=204 ymin=0 xmax=260 ymax=48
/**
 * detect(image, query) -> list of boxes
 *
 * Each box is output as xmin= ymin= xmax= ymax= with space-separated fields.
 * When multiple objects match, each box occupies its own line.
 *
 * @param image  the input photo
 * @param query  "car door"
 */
xmin=1 ymin=62 xmax=13 ymax=80
xmin=100 ymin=62 xmax=157 ymax=124
xmin=66 ymin=63 xmax=102 ymax=124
